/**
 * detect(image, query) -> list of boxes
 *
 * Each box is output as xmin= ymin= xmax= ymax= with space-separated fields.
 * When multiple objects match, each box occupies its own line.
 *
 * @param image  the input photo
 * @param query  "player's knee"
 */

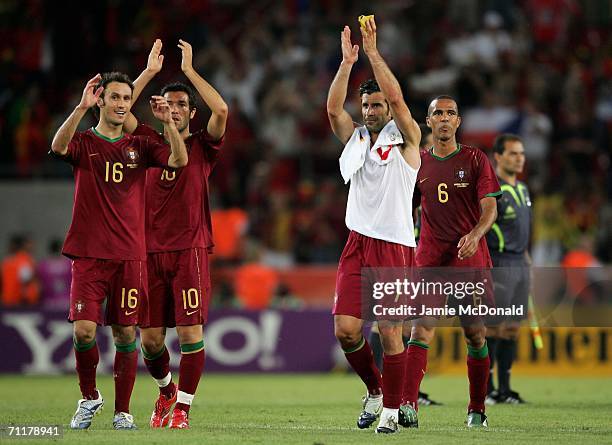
xmin=410 ymin=325 xmax=434 ymax=344
xmin=378 ymin=323 xmax=403 ymax=349
xmin=379 ymin=332 xmax=404 ymax=354
xmin=177 ymin=325 xmax=203 ymax=345
xmin=73 ymin=320 xmax=96 ymax=344
xmin=141 ymin=336 xmax=165 ymax=355
xmin=464 ymin=326 xmax=486 ymax=347
xmin=73 ymin=326 xmax=95 ymax=344
xmin=334 ymin=326 xmax=362 ymax=349
xmin=112 ymin=325 xmax=136 ymax=345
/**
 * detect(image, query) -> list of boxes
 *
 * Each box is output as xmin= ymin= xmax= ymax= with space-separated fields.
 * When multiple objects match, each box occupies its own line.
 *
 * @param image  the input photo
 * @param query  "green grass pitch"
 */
xmin=1 ymin=374 xmax=611 ymax=444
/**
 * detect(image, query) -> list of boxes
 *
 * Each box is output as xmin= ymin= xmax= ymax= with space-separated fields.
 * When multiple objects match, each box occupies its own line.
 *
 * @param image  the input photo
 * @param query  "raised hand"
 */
xmin=150 ymin=95 xmax=172 ymax=124
xmin=178 ymin=39 xmax=193 ymax=73
xmin=360 ymin=16 xmax=378 ymax=56
xmin=341 ymin=26 xmax=359 ymax=65
xmin=147 ymin=39 xmax=164 ymax=73
xmin=78 ymin=74 xmax=103 ymax=109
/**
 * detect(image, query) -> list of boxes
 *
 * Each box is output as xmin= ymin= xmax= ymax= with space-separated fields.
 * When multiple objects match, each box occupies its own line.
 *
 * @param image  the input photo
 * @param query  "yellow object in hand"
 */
xmin=359 ymin=15 xmax=374 ymax=30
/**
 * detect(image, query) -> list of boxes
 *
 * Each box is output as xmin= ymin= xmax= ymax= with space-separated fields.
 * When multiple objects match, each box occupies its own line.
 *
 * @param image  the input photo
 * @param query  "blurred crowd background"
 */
xmin=1 ymin=0 xmax=611 ymax=308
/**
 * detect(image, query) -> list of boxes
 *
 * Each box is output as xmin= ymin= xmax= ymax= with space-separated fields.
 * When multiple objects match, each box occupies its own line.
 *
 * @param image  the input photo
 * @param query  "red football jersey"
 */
xmin=60 ymin=128 xmax=171 ymax=260
xmin=414 ymin=144 xmax=501 ymax=266
xmin=134 ymin=124 xmax=222 ymax=252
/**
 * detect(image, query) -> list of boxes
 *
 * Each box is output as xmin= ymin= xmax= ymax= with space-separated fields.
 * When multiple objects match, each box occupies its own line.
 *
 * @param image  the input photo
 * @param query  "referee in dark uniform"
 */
xmin=485 ymin=134 xmax=531 ymax=405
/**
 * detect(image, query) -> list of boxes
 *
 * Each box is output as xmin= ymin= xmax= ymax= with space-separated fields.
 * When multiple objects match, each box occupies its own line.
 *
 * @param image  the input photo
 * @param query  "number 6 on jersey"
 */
xmin=438 ymin=182 xmax=448 ymax=203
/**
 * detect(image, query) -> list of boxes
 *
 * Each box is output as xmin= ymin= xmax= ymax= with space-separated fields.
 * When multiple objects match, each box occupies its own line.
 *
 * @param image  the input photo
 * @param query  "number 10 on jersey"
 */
xmin=182 ymin=288 xmax=199 ymax=309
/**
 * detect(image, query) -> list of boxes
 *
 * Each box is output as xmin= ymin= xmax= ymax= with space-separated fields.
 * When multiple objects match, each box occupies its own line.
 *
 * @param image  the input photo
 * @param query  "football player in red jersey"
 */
xmin=51 ymin=72 xmax=187 ymax=430
xmin=123 ymin=39 xmax=228 ymax=429
xmin=399 ymin=96 xmax=501 ymax=428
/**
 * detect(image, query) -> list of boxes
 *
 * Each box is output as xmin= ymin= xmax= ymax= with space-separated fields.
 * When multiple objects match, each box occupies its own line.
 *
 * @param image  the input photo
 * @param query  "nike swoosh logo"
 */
xmin=125 ymin=310 xmax=137 ymax=316
xmin=419 ymin=178 xmax=429 ymax=184
xmin=186 ymin=309 xmax=199 ymax=315
xmin=89 ymin=153 xmax=100 ymax=157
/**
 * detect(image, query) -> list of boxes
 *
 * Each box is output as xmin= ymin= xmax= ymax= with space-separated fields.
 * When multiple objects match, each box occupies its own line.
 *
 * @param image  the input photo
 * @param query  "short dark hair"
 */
xmin=93 ymin=72 xmax=134 ymax=119
xmin=359 ymin=78 xmax=381 ymax=96
xmin=428 ymin=95 xmax=458 ymax=116
xmin=161 ymin=82 xmax=197 ymax=111
xmin=96 ymin=72 xmax=134 ymax=95
xmin=418 ymin=123 xmax=431 ymax=149
xmin=493 ymin=133 xmax=522 ymax=154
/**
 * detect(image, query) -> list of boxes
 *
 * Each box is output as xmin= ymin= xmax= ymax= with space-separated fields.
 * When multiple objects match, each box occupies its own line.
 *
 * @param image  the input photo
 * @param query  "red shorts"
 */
xmin=416 ymin=238 xmax=493 ymax=324
xmin=333 ymin=231 xmax=416 ymax=320
xmin=69 ymin=258 xmax=147 ymax=326
xmin=140 ymin=248 xmax=210 ymax=328
xmin=416 ymin=238 xmax=492 ymax=267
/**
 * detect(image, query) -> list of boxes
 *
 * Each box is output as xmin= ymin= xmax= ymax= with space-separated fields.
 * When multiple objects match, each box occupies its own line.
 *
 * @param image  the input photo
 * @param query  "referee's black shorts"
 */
xmin=488 ymin=252 xmax=529 ymax=325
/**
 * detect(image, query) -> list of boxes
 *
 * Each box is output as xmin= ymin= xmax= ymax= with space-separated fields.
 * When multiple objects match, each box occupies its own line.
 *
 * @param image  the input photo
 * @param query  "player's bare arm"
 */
xmin=179 ymin=39 xmax=228 ymax=140
xmin=150 ymin=95 xmax=188 ymax=168
xmin=125 ymin=39 xmax=165 ymax=133
xmin=360 ymin=17 xmax=420 ymax=169
xmin=457 ymin=196 xmax=497 ymax=259
xmin=327 ymin=26 xmax=359 ymax=144
xmin=51 ymin=74 xmax=104 ymax=156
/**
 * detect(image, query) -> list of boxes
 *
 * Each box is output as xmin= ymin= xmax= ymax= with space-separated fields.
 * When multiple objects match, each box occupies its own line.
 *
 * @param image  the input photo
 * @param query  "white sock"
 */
xmin=364 ymin=393 xmax=383 ymax=414
xmin=177 ymin=390 xmax=194 ymax=406
xmin=155 ymin=372 xmax=172 ymax=388
xmin=378 ymin=407 xmax=399 ymax=425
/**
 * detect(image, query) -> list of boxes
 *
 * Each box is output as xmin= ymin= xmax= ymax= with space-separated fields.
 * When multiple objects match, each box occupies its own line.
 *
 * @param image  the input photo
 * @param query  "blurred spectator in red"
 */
xmin=36 ymin=238 xmax=71 ymax=309
xmin=235 ymin=263 xmax=279 ymax=310
xmin=211 ymin=208 xmax=248 ymax=263
xmin=1 ymin=234 xmax=39 ymax=306
xmin=561 ymin=234 xmax=601 ymax=304
xmin=526 ymin=0 xmax=579 ymax=47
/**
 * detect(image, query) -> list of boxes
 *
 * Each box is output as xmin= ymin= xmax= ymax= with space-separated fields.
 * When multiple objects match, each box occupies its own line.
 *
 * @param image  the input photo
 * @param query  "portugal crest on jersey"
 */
xmin=75 ymin=301 xmax=85 ymax=313
xmin=126 ymin=147 xmax=139 ymax=168
xmin=454 ymin=166 xmax=470 ymax=188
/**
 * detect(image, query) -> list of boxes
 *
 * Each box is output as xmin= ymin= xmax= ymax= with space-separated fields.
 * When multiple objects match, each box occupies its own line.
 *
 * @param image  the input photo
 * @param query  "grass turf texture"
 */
xmin=1 ymin=374 xmax=611 ymax=444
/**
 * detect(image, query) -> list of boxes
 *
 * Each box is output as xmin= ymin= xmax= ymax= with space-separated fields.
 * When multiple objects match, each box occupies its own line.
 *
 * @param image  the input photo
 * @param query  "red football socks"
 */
xmin=382 ymin=350 xmax=406 ymax=409
xmin=143 ymin=345 xmax=170 ymax=379
xmin=143 ymin=345 xmax=175 ymax=398
xmin=74 ymin=339 xmax=99 ymax=400
xmin=343 ymin=337 xmax=383 ymax=395
xmin=467 ymin=342 xmax=490 ymax=413
xmin=175 ymin=342 xmax=205 ymax=413
xmin=114 ymin=342 xmax=138 ymax=413
xmin=402 ymin=340 xmax=429 ymax=410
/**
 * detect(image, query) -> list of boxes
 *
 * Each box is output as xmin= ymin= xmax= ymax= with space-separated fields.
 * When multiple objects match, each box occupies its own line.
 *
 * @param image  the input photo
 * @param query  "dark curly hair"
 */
xmin=358 ymin=78 xmax=381 ymax=96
